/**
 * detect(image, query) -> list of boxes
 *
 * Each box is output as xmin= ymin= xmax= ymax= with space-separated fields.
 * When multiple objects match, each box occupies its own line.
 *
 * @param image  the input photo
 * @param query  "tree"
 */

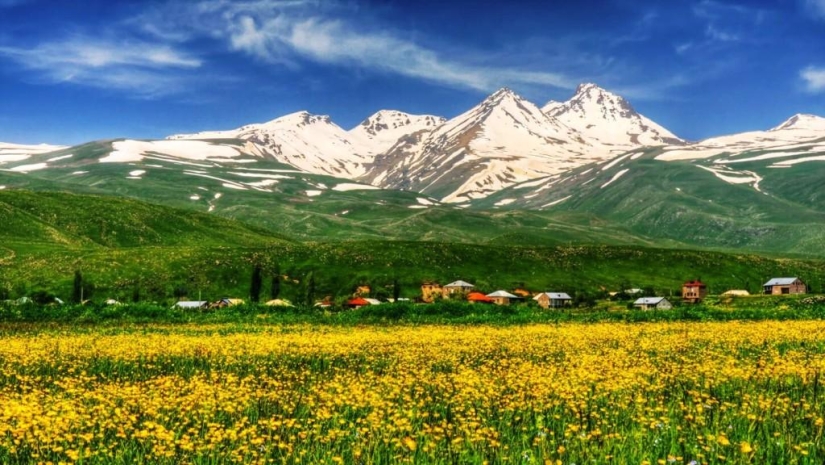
xmin=72 ymin=270 xmax=83 ymax=303
xmin=270 ymin=263 xmax=281 ymax=300
xmin=250 ymin=264 xmax=263 ymax=303
xmin=304 ymin=271 xmax=316 ymax=307
xmin=392 ymin=278 xmax=401 ymax=302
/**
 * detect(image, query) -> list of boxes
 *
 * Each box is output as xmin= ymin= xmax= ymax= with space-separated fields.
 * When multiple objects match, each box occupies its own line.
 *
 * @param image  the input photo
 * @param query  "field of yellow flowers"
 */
xmin=1 ymin=321 xmax=824 ymax=464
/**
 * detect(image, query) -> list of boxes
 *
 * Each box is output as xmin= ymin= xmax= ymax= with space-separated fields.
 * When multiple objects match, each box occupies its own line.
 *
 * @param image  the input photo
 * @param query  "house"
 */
xmin=486 ymin=290 xmax=519 ymax=306
xmin=682 ymin=280 xmax=707 ymax=304
xmin=175 ymin=301 xmax=208 ymax=310
xmin=633 ymin=297 xmax=673 ymax=311
xmin=513 ymin=288 xmax=531 ymax=298
xmin=442 ymin=280 xmax=475 ymax=299
xmin=355 ymin=285 xmax=371 ymax=296
xmin=264 ymin=299 xmax=293 ymax=307
xmin=467 ymin=292 xmax=494 ymax=304
xmin=533 ymin=292 xmax=572 ymax=309
xmin=211 ymin=298 xmax=245 ymax=309
xmin=421 ymin=281 xmax=443 ymax=303
xmin=763 ymin=278 xmax=807 ymax=295
xmin=347 ymin=297 xmax=370 ymax=308
xmin=721 ymin=290 xmax=750 ymax=297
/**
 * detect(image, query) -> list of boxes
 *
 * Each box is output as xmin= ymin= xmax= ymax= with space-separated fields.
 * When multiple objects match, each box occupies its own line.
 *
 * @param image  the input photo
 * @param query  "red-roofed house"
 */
xmin=347 ymin=297 xmax=370 ymax=308
xmin=467 ymin=292 xmax=494 ymax=304
xmin=682 ymin=280 xmax=707 ymax=304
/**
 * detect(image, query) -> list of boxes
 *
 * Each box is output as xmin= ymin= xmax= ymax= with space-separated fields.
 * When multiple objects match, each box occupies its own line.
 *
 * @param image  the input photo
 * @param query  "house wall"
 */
xmin=536 ymin=295 xmax=550 ymax=309
xmin=657 ymin=301 xmax=673 ymax=310
xmin=682 ymin=285 xmax=707 ymax=303
xmin=492 ymin=297 xmax=510 ymax=306
xmin=442 ymin=286 xmax=471 ymax=299
xmin=421 ymin=284 xmax=442 ymax=303
xmin=767 ymin=281 xmax=807 ymax=295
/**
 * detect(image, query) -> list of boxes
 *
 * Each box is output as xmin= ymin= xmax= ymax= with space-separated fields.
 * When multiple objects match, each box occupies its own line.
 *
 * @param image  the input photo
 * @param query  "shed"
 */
xmin=533 ymin=292 xmax=572 ymax=309
xmin=763 ymin=278 xmax=807 ymax=295
xmin=486 ymin=290 xmax=519 ymax=306
xmin=633 ymin=297 xmax=673 ymax=311
xmin=175 ymin=301 xmax=208 ymax=310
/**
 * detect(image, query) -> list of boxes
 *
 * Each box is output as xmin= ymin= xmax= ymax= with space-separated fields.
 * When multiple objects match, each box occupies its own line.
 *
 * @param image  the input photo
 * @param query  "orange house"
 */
xmin=421 ymin=281 xmax=443 ymax=303
xmin=682 ymin=280 xmax=707 ymax=304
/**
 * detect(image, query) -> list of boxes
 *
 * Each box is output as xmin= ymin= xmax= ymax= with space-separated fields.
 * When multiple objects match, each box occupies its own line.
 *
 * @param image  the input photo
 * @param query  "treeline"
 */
xmin=2 ymin=296 xmax=825 ymax=326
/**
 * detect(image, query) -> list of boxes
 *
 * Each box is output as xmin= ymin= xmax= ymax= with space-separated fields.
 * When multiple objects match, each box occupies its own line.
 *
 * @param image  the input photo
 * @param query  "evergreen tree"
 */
xmin=72 ymin=270 xmax=83 ymax=303
xmin=304 ymin=271 xmax=315 ymax=307
xmin=270 ymin=263 xmax=281 ymax=300
xmin=392 ymin=278 xmax=401 ymax=302
xmin=250 ymin=264 xmax=263 ymax=303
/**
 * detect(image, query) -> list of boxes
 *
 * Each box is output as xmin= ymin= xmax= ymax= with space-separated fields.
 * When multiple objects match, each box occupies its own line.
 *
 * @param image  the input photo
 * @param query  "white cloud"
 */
xmin=806 ymin=0 xmax=825 ymax=18
xmin=0 ymin=37 xmax=201 ymax=97
xmin=140 ymin=0 xmax=575 ymax=93
xmin=801 ymin=66 xmax=825 ymax=92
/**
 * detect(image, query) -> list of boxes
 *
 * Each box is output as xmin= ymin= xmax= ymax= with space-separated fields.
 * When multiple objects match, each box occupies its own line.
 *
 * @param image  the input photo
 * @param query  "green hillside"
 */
xmin=480 ymin=149 xmax=825 ymax=255
xmin=1 ymin=190 xmax=823 ymax=305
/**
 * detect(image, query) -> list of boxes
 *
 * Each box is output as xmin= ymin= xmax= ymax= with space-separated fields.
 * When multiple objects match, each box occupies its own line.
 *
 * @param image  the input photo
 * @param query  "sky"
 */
xmin=0 ymin=0 xmax=824 ymax=145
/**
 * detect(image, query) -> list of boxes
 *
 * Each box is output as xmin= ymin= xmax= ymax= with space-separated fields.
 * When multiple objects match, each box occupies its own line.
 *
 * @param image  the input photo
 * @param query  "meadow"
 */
xmin=1 ymin=321 xmax=825 ymax=464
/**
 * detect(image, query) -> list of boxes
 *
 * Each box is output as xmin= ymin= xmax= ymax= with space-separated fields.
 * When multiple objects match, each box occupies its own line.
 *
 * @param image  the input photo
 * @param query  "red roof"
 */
xmin=467 ymin=292 xmax=494 ymax=303
xmin=684 ymin=280 xmax=706 ymax=287
xmin=347 ymin=297 xmax=370 ymax=306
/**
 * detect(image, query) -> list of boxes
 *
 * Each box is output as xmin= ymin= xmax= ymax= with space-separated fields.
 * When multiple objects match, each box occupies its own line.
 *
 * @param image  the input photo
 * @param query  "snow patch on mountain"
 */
xmin=546 ymin=83 xmax=683 ymax=150
xmin=600 ymin=168 xmax=629 ymax=188
xmin=350 ymin=110 xmax=445 ymax=154
xmin=102 ymin=140 xmax=245 ymax=164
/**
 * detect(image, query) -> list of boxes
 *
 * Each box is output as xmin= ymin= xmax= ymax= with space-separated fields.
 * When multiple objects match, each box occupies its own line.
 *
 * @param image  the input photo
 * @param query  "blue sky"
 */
xmin=0 ymin=0 xmax=824 ymax=145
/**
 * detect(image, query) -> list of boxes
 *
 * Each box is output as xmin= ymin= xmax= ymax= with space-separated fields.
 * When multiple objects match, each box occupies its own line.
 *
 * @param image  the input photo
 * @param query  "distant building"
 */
xmin=347 ymin=297 xmax=370 ymax=308
xmin=486 ymin=290 xmax=519 ymax=306
xmin=533 ymin=292 xmax=572 ymax=309
xmin=421 ymin=281 xmax=442 ymax=303
xmin=513 ymin=288 xmax=532 ymax=298
xmin=212 ymin=298 xmax=245 ymax=308
xmin=467 ymin=292 xmax=494 ymax=304
xmin=633 ymin=297 xmax=673 ymax=311
xmin=175 ymin=301 xmax=208 ymax=310
xmin=442 ymin=280 xmax=475 ymax=299
xmin=763 ymin=278 xmax=807 ymax=295
xmin=355 ymin=285 xmax=371 ymax=296
xmin=363 ymin=298 xmax=382 ymax=305
xmin=721 ymin=290 xmax=750 ymax=297
xmin=682 ymin=280 xmax=707 ymax=304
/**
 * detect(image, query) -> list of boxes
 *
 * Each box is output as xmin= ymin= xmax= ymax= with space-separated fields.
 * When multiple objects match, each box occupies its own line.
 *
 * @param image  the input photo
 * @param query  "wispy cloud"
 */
xmin=804 ymin=0 xmax=825 ymax=19
xmin=801 ymin=66 xmax=825 ymax=92
xmin=136 ymin=0 xmax=576 ymax=93
xmin=0 ymin=37 xmax=202 ymax=97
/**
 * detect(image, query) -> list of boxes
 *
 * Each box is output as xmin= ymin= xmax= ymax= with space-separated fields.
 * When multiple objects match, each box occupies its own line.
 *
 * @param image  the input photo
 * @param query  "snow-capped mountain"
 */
xmin=170 ymin=111 xmax=370 ymax=177
xmin=544 ymin=83 xmax=684 ymax=151
xmin=657 ymin=113 xmax=825 ymax=164
xmin=362 ymin=88 xmax=611 ymax=202
xmin=0 ymin=142 xmax=67 ymax=164
xmin=350 ymin=110 xmax=445 ymax=154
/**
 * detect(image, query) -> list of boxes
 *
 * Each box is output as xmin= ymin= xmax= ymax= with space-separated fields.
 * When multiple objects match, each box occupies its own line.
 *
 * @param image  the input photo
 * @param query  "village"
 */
xmin=161 ymin=276 xmax=811 ymax=311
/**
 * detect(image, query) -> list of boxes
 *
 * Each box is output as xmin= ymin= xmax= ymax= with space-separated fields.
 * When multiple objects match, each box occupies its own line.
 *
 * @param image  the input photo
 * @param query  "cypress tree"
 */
xmin=304 ymin=271 xmax=315 ymax=307
xmin=270 ymin=263 xmax=281 ymax=300
xmin=250 ymin=264 xmax=263 ymax=303
xmin=72 ymin=270 xmax=83 ymax=303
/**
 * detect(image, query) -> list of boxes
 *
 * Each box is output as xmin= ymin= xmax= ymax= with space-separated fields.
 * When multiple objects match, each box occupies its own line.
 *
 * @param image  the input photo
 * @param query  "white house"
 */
xmin=633 ymin=297 xmax=673 ymax=311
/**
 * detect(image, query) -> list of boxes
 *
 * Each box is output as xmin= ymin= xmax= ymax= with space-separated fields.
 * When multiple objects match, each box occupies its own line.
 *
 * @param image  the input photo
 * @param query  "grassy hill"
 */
xmin=479 ymin=149 xmax=825 ymax=255
xmin=1 ymin=189 xmax=823 ymax=305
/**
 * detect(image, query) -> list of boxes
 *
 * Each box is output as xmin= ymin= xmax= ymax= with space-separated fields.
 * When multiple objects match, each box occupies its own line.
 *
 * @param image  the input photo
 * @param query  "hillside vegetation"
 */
xmin=1 ymin=190 xmax=824 ymax=305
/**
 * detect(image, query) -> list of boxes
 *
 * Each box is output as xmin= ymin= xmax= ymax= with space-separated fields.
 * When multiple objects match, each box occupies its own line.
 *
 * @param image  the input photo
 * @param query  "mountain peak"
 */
xmin=485 ymin=87 xmax=520 ymax=103
xmin=771 ymin=113 xmax=825 ymax=132
xmin=546 ymin=83 xmax=682 ymax=147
